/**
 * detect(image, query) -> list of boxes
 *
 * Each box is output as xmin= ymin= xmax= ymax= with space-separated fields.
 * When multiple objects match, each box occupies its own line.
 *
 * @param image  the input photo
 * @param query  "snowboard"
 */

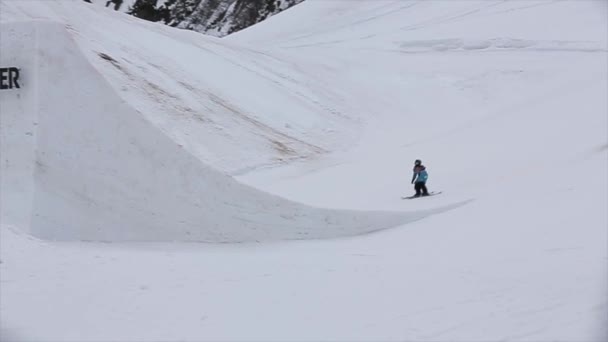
xmin=402 ymin=191 xmax=442 ymax=200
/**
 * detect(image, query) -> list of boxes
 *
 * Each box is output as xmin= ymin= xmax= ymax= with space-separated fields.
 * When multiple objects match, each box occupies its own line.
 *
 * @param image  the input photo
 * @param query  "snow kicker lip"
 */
xmin=0 ymin=21 xmax=465 ymax=243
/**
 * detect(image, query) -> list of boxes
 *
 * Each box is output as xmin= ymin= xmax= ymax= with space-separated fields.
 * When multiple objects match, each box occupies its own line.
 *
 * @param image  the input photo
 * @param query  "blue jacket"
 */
xmin=412 ymin=165 xmax=428 ymax=183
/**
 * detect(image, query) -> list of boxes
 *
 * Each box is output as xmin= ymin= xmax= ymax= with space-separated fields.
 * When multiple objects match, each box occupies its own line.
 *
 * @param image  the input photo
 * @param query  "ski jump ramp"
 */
xmin=0 ymin=21 xmax=444 ymax=242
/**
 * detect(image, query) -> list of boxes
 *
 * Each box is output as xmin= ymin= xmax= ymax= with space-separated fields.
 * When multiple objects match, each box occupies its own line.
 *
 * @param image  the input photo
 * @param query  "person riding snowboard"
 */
xmin=411 ymin=159 xmax=429 ymax=197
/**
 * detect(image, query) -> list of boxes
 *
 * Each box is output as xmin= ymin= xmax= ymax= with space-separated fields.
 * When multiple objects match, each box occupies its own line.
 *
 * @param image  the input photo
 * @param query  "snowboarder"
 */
xmin=411 ymin=159 xmax=429 ymax=197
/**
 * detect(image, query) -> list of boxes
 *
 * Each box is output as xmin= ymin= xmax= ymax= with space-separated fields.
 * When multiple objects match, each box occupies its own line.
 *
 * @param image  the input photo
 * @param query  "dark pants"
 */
xmin=414 ymin=182 xmax=428 ymax=196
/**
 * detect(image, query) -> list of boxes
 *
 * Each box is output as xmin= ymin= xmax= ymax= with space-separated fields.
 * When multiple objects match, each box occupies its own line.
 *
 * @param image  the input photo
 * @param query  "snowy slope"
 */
xmin=1 ymin=0 xmax=607 ymax=341
xmin=1 ymin=1 xmax=360 ymax=174
xmin=1 ymin=19 xmax=450 ymax=242
xmin=231 ymin=0 xmax=608 ymax=211
xmin=231 ymin=0 xmax=607 ymax=46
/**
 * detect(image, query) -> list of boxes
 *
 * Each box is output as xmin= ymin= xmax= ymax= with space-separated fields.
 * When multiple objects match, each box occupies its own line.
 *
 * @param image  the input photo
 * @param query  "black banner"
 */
xmin=0 ymin=67 xmax=21 ymax=90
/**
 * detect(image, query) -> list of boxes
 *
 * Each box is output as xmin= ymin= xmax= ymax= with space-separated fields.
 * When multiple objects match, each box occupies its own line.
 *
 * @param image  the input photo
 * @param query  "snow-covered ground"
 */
xmin=1 ymin=7 xmax=445 ymax=243
xmin=1 ymin=0 xmax=607 ymax=341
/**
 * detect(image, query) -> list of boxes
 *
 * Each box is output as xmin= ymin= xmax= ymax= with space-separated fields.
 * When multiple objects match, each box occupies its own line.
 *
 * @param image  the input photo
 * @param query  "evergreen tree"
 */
xmin=127 ymin=0 xmax=304 ymax=36
xmin=167 ymin=0 xmax=201 ymax=26
xmin=128 ymin=0 xmax=162 ymax=22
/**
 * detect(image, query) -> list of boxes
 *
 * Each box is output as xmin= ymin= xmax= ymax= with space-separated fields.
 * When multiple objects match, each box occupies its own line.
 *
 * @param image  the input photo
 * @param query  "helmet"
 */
xmin=414 ymin=159 xmax=422 ymax=165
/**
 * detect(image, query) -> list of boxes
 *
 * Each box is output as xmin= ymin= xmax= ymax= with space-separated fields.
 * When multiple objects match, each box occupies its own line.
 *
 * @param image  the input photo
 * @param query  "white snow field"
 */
xmin=1 ymin=0 xmax=607 ymax=341
xmin=1 ymin=11 xmax=451 ymax=243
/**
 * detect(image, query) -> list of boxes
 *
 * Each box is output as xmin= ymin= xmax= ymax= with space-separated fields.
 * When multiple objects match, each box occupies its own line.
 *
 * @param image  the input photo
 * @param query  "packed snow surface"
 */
xmin=1 ymin=0 xmax=606 ymax=341
xmin=1 ymin=10 xmax=448 ymax=243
